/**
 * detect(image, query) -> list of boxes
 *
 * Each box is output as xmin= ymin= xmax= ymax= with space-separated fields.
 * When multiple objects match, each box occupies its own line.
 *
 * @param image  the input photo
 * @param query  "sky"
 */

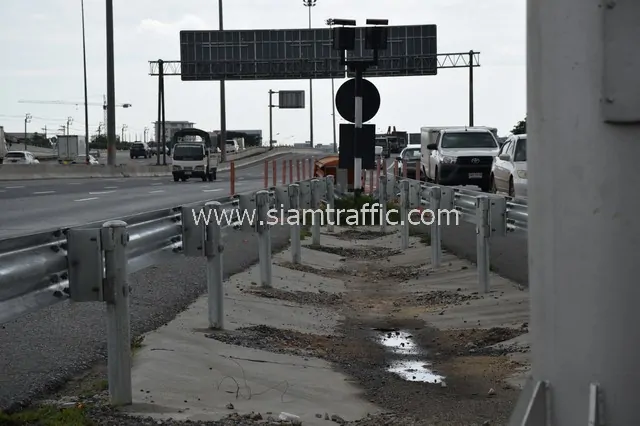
xmin=0 ymin=0 xmax=525 ymax=144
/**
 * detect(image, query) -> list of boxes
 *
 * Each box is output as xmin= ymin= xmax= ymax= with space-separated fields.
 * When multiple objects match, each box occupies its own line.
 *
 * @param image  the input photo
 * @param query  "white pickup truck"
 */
xmin=421 ymin=126 xmax=500 ymax=192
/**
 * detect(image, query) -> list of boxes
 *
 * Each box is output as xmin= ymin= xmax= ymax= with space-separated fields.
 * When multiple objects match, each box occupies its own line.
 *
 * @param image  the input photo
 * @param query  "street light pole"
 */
xmin=81 ymin=0 xmax=90 ymax=162
xmin=218 ymin=0 xmax=227 ymax=162
xmin=105 ymin=0 xmax=117 ymax=166
xmin=326 ymin=19 xmax=338 ymax=153
xmin=24 ymin=113 xmax=32 ymax=150
xmin=303 ymin=0 xmax=316 ymax=148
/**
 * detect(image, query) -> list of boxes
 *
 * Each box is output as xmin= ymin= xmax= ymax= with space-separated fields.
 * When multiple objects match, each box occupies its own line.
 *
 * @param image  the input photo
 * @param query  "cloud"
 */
xmin=137 ymin=14 xmax=209 ymax=37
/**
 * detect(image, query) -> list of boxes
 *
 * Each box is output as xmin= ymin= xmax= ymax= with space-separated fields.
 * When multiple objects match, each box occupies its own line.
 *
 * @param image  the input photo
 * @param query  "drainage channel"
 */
xmin=375 ymin=329 xmax=446 ymax=385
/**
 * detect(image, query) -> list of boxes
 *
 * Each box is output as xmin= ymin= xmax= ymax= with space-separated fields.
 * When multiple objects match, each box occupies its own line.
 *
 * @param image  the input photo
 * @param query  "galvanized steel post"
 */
xmin=289 ymin=184 xmax=301 ymax=264
xmin=325 ymin=175 xmax=335 ymax=233
xmin=400 ymin=180 xmax=410 ymax=249
xmin=255 ymin=190 xmax=272 ymax=287
xmin=101 ymin=220 xmax=132 ymax=406
xmin=475 ymin=196 xmax=490 ymax=293
xmin=430 ymin=186 xmax=442 ymax=267
xmin=379 ymin=174 xmax=388 ymax=233
xmin=204 ymin=201 xmax=224 ymax=329
xmin=310 ymin=178 xmax=321 ymax=245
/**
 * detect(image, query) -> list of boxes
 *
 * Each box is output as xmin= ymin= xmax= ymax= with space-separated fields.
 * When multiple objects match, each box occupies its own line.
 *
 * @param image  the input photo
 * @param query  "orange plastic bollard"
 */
xmin=289 ymin=159 xmax=293 ymax=184
xmin=369 ymin=169 xmax=374 ymax=193
xmin=394 ymin=159 xmax=399 ymax=177
xmin=230 ymin=161 xmax=236 ymax=195
xmin=297 ymin=160 xmax=301 ymax=181
xmin=403 ymin=160 xmax=408 ymax=179
xmin=302 ymin=160 xmax=306 ymax=180
xmin=264 ymin=160 xmax=268 ymax=188
xmin=272 ymin=160 xmax=277 ymax=187
xmin=415 ymin=160 xmax=420 ymax=181
xmin=282 ymin=160 xmax=286 ymax=184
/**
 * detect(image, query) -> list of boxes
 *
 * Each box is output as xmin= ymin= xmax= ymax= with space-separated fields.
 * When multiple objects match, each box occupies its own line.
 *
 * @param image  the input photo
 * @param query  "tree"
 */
xmin=511 ymin=116 xmax=526 ymax=134
xmin=90 ymin=134 xmax=124 ymax=149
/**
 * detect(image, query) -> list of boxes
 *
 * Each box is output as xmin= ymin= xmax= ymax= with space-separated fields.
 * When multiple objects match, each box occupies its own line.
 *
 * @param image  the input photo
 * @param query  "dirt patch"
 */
xmin=276 ymin=260 xmax=340 ymax=278
xmin=333 ymin=229 xmax=394 ymax=241
xmin=336 ymin=264 xmax=427 ymax=282
xmin=244 ymin=287 xmax=343 ymax=306
xmin=393 ymin=290 xmax=483 ymax=308
xmin=308 ymin=244 xmax=401 ymax=260
xmin=436 ymin=327 xmax=529 ymax=357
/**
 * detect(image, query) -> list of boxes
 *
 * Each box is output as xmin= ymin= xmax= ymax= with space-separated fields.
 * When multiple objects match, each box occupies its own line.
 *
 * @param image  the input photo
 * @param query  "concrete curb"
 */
xmin=0 ymin=148 xmax=322 ymax=181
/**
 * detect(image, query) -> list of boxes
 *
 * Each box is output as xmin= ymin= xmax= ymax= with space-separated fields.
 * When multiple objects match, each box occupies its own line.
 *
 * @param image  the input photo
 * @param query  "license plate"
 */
xmin=469 ymin=173 xmax=483 ymax=179
xmin=184 ymin=171 xmax=191 ymax=175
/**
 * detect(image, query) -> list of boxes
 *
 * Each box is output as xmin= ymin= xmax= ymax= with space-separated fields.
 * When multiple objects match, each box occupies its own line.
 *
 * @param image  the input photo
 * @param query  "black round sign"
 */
xmin=335 ymin=78 xmax=381 ymax=124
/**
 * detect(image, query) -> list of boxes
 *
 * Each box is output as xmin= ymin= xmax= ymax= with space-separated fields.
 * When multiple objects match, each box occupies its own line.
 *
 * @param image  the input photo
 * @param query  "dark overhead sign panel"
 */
xmin=179 ymin=24 xmax=437 ymax=81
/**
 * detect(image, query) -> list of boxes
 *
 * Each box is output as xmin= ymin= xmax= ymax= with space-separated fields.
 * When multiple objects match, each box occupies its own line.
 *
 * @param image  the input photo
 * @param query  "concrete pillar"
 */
xmin=510 ymin=0 xmax=640 ymax=424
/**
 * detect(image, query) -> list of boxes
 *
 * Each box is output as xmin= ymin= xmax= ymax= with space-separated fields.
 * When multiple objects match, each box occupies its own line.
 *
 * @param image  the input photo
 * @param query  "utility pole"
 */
xmin=508 ymin=0 xmax=640 ymax=424
xmin=218 ymin=0 xmax=227 ymax=162
xmin=302 ymin=0 xmax=316 ymax=148
xmin=143 ymin=127 xmax=149 ymax=142
xmin=66 ymin=117 xmax=73 ymax=135
xmin=24 ymin=113 xmax=32 ymax=150
xmin=81 ymin=0 xmax=90 ymax=162
xmin=326 ymin=18 xmax=338 ymax=153
xmin=42 ymin=125 xmax=47 ymax=138
xmin=97 ymin=122 xmax=103 ymax=137
xmin=105 ymin=0 xmax=117 ymax=166
xmin=121 ymin=124 xmax=127 ymax=143
xmin=268 ymin=89 xmax=275 ymax=149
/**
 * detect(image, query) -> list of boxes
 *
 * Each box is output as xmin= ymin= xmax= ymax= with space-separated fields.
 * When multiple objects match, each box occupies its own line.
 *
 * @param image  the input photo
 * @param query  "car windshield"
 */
xmin=226 ymin=141 xmax=235 ymax=145
xmin=6 ymin=152 xmax=25 ymax=158
xmin=440 ymin=132 xmax=497 ymax=149
xmin=514 ymin=138 xmax=527 ymax=161
xmin=403 ymin=149 xmax=420 ymax=160
xmin=172 ymin=145 xmax=204 ymax=160
xmin=132 ymin=143 xmax=144 ymax=149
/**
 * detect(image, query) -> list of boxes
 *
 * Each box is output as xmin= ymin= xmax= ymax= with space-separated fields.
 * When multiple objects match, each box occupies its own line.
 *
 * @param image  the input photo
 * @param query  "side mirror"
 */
xmin=396 ymin=156 xmax=402 ymax=162
xmin=498 ymin=154 xmax=510 ymax=161
xmin=426 ymin=143 xmax=437 ymax=150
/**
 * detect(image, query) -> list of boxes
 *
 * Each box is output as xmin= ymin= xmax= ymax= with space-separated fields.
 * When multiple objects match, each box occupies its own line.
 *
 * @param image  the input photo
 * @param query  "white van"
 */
xmin=225 ymin=139 xmax=238 ymax=154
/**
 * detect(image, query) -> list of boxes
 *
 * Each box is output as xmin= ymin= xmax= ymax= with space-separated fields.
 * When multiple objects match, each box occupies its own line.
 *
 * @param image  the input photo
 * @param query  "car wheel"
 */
xmin=173 ymin=176 xmax=179 ymax=182
xmin=490 ymin=175 xmax=497 ymax=193
xmin=434 ymin=167 xmax=440 ymax=184
xmin=509 ymin=177 xmax=516 ymax=198
xmin=201 ymin=176 xmax=207 ymax=182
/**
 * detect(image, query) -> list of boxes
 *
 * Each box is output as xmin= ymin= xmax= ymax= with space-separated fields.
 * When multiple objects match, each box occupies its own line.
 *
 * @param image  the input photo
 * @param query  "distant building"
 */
xmin=154 ymin=121 xmax=195 ymax=144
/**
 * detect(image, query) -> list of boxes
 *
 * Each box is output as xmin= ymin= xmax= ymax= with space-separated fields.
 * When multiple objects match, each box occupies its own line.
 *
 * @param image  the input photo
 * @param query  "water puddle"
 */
xmin=388 ymin=360 xmax=445 ymax=384
xmin=374 ymin=329 xmax=446 ymax=385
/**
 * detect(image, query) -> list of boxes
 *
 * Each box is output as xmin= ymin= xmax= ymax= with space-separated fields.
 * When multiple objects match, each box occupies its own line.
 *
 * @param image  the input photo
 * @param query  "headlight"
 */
xmin=517 ymin=170 xmax=527 ymax=179
xmin=194 ymin=165 xmax=204 ymax=170
xmin=172 ymin=165 xmax=181 ymax=170
xmin=440 ymin=155 xmax=457 ymax=164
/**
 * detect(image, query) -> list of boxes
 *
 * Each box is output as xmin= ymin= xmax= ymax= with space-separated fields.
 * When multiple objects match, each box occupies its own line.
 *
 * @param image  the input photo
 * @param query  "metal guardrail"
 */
xmin=0 ymin=171 xmax=528 ymax=407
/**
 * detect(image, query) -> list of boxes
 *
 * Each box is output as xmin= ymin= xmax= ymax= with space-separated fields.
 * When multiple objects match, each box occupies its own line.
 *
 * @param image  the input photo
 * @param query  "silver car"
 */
xmin=491 ymin=134 xmax=527 ymax=198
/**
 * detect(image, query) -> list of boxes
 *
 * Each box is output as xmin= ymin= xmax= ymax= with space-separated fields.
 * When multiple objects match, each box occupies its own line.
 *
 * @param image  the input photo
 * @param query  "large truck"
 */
xmin=0 ymin=126 xmax=8 ymax=164
xmin=56 ymin=135 xmax=87 ymax=164
xmin=420 ymin=126 xmax=500 ymax=192
xmin=171 ymin=128 xmax=219 ymax=182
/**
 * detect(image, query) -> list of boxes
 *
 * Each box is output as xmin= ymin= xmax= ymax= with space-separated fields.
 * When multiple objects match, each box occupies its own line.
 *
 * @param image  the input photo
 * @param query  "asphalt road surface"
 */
xmin=0 ymin=153 xmax=308 ymax=238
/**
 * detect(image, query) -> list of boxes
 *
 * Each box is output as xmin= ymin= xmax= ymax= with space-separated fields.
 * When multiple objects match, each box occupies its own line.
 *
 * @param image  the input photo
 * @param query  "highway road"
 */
xmin=0 ymin=152 xmax=310 ymax=238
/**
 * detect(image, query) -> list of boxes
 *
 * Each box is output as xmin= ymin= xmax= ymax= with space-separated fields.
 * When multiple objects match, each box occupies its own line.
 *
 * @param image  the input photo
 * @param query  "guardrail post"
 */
xmin=476 ymin=196 xmax=491 ymax=293
xmin=326 ymin=175 xmax=335 ymax=233
xmin=310 ymin=179 xmax=321 ymax=245
xmin=400 ymin=180 xmax=410 ymax=249
xmin=204 ymin=201 xmax=224 ymax=329
xmin=255 ymin=190 xmax=272 ymax=287
xmin=289 ymin=184 xmax=301 ymax=263
xmin=430 ymin=186 xmax=442 ymax=267
xmin=379 ymin=174 xmax=388 ymax=233
xmin=101 ymin=220 xmax=132 ymax=406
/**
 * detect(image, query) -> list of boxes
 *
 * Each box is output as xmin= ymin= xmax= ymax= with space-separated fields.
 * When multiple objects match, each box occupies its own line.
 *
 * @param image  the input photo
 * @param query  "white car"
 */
xmin=491 ymin=134 xmax=527 ymax=198
xmin=225 ymin=140 xmax=238 ymax=154
xmin=4 ymin=151 xmax=39 ymax=164
xmin=396 ymin=144 xmax=422 ymax=179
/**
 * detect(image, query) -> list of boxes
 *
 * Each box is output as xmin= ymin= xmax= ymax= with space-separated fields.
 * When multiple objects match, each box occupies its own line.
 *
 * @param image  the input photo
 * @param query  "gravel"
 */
xmin=393 ymin=290 xmax=483 ymax=307
xmin=332 ymin=229 xmax=394 ymax=241
xmin=0 ymin=225 xmax=293 ymax=412
xmin=307 ymin=245 xmax=401 ymax=259
xmin=245 ymin=287 xmax=343 ymax=306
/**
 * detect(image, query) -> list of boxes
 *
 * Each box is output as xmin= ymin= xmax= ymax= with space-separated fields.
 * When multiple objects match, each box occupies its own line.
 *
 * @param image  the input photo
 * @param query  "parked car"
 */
xmin=4 ymin=151 xmax=39 ymax=164
xmin=130 ymin=142 xmax=150 ymax=159
xmin=396 ymin=144 xmax=422 ymax=179
xmin=490 ymin=134 xmax=527 ymax=198
xmin=225 ymin=139 xmax=238 ymax=154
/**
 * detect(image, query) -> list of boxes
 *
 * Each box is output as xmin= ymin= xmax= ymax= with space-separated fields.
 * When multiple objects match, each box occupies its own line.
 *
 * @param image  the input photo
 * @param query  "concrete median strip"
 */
xmin=0 ymin=147 xmax=322 ymax=181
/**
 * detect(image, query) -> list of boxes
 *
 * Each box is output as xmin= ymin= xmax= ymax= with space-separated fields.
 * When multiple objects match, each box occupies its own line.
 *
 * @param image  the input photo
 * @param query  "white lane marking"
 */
xmin=149 ymin=190 xmax=165 ymax=193
xmin=5 ymin=186 xmax=24 ymax=189
xmin=150 ymin=183 xmax=163 ymax=186
xmin=104 ymin=186 xmax=118 ymax=189
xmin=68 ymin=182 xmax=82 ymax=185
xmin=202 ymin=188 xmax=223 ymax=192
xmin=89 ymin=191 xmax=115 ymax=195
xmin=33 ymin=191 xmax=55 ymax=195
xmin=74 ymin=197 xmax=98 ymax=202
xmin=0 ymin=190 xmax=5 ymax=193
xmin=237 ymin=177 xmax=245 ymax=180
